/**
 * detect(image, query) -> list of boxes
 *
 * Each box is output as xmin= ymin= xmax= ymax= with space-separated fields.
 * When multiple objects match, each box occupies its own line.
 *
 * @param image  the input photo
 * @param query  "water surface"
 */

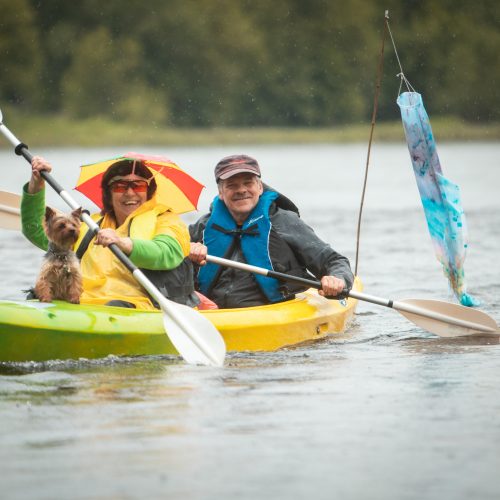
xmin=0 ymin=143 xmax=499 ymax=499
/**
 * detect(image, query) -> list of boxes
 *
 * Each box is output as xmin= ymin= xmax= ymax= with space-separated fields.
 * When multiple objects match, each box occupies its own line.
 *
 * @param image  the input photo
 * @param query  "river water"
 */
xmin=0 ymin=143 xmax=499 ymax=500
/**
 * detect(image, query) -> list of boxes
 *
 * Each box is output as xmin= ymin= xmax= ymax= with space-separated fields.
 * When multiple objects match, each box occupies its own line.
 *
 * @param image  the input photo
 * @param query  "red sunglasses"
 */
xmin=110 ymin=180 xmax=150 ymax=194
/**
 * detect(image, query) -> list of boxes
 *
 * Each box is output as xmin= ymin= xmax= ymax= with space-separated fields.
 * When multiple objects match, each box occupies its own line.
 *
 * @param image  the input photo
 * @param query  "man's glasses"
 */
xmin=110 ymin=180 xmax=150 ymax=194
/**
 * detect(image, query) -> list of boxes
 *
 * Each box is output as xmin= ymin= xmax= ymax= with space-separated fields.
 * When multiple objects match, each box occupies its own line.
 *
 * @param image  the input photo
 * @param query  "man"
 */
xmin=189 ymin=154 xmax=354 ymax=309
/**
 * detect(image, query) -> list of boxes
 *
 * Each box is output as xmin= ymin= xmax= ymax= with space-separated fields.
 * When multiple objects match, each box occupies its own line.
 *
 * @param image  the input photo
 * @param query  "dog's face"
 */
xmin=44 ymin=207 xmax=82 ymax=248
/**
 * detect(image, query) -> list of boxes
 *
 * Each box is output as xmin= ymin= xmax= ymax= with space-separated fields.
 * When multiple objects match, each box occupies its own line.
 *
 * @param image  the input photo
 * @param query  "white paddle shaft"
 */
xmin=206 ymin=255 xmax=498 ymax=336
xmin=0 ymin=203 xmax=20 ymax=216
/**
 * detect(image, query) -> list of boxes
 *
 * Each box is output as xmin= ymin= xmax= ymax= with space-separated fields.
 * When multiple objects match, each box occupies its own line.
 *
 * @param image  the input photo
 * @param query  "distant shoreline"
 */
xmin=1 ymin=112 xmax=499 ymax=147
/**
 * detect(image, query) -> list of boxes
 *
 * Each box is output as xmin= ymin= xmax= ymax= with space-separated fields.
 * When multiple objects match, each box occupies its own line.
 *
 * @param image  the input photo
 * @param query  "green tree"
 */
xmin=376 ymin=0 xmax=500 ymax=122
xmin=61 ymin=27 xmax=168 ymax=123
xmin=133 ymin=0 xmax=268 ymax=126
xmin=241 ymin=0 xmax=380 ymax=125
xmin=5 ymin=0 xmax=500 ymax=126
xmin=0 ymin=0 xmax=42 ymax=106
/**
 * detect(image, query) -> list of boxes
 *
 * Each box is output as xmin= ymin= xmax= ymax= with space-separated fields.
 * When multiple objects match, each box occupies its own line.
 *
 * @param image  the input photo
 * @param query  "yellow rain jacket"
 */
xmin=21 ymin=188 xmax=190 ymax=310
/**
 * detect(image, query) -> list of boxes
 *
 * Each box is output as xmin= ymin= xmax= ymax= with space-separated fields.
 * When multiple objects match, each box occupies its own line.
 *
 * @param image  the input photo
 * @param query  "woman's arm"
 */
xmin=21 ymin=183 xmax=48 ymax=251
xmin=129 ymin=235 xmax=185 ymax=270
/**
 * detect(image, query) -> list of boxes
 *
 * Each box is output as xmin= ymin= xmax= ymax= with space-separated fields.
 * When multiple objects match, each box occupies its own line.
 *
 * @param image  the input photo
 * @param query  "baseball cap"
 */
xmin=214 ymin=154 xmax=261 ymax=182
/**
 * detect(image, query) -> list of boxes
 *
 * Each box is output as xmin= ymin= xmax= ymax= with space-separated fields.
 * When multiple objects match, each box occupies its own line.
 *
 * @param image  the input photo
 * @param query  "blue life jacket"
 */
xmin=198 ymin=190 xmax=285 ymax=302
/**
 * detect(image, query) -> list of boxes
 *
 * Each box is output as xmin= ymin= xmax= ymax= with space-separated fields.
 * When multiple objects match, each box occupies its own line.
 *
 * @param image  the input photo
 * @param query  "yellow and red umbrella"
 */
xmin=75 ymin=152 xmax=204 ymax=214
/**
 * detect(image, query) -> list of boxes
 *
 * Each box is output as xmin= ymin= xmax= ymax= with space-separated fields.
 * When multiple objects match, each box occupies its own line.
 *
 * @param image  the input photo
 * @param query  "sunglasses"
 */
xmin=110 ymin=180 xmax=150 ymax=194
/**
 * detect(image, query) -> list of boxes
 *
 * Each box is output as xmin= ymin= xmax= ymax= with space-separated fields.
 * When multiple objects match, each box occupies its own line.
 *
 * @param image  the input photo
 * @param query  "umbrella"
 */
xmin=75 ymin=152 xmax=204 ymax=214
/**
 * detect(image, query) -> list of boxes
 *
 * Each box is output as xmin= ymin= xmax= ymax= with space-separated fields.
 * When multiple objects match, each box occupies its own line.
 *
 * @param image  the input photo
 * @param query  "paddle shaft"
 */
xmin=206 ymin=255 xmax=497 ymax=334
xmin=0 ymin=191 xmax=21 ymax=230
xmin=1 ymin=189 xmax=496 ymax=335
xmin=3 ymin=138 xmax=138 ymax=272
xmin=0 ymin=203 xmax=20 ymax=215
xmin=1 ymin=163 xmax=495 ymax=338
xmin=0 ymin=122 xmax=222 ymax=366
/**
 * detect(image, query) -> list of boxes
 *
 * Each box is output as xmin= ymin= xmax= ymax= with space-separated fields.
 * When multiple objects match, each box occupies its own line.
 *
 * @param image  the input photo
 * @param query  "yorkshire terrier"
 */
xmin=34 ymin=206 xmax=83 ymax=304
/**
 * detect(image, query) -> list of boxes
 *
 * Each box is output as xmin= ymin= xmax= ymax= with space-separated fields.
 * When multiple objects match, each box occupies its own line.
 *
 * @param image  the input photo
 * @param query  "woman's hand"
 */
xmin=28 ymin=156 xmax=52 ymax=194
xmin=95 ymin=228 xmax=133 ymax=255
xmin=189 ymin=242 xmax=208 ymax=265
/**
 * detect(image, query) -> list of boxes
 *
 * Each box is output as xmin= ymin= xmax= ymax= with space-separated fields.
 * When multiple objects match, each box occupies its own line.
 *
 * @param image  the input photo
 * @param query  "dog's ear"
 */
xmin=45 ymin=206 xmax=56 ymax=222
xmin=71 ymin=207 xmax=83 ymax=221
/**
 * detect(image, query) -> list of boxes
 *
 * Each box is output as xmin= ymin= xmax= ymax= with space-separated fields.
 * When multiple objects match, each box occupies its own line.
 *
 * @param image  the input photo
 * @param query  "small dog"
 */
xmin=34 ymin=206 xmax=83 ymax=304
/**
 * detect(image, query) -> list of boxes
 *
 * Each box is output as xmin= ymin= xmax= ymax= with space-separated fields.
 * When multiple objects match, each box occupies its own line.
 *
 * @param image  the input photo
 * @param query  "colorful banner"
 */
xmin=397 ymin=91 xmax=477 ymax=306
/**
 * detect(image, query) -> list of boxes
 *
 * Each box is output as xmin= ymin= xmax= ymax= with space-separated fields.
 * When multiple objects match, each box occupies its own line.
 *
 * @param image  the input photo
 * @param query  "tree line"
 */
xmin=1 ymin=0 xmax=499 ymax=127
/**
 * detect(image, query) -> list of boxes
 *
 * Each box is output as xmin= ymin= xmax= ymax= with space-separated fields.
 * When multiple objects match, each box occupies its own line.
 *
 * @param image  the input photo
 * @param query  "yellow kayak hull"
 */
xmin=0 ymin=278 xmax=361 ymax=362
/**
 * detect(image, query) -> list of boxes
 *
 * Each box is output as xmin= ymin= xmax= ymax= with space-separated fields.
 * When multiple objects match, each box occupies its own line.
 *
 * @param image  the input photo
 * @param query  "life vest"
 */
xmin=198 ymin=190 xmax=288 ymax=303
xmin=75 ymin=210 xmax=197 ymax=308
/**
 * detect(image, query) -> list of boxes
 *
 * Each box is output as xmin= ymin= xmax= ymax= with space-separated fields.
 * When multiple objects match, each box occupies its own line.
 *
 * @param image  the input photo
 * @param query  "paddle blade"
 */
xmin=0 ymin=191 xmax=21 ymax=231
xmin=397 ymin=299 xmax=499 ymax=338
xmin=161 ymin=300 xmax=226 ymax=366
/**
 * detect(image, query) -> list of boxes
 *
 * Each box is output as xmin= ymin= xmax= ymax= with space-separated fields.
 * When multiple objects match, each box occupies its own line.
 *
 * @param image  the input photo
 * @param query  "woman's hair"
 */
xmin=100 ymin=159 xmax=157 ymax=216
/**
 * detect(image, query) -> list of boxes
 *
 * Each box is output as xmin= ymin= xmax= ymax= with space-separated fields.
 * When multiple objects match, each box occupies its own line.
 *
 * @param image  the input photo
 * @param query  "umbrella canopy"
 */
xmin=75 ymin=152 xmax=204 ymax=214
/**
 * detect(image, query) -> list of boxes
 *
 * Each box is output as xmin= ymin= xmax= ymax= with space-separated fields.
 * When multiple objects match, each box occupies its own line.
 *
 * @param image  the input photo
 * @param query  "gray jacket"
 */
xmin=189 ymin=199 xmax=354 ymax=309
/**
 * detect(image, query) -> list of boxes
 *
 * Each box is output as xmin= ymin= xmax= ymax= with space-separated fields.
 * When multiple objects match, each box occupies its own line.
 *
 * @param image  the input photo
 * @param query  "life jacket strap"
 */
xmin=211 ymin=223 xmax=260 ymax=237
xmin=76 ymin=217 xmax=103 ymax=260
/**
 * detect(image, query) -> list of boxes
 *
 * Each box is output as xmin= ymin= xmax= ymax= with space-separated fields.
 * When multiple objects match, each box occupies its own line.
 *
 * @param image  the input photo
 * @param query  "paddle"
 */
xmin=3 ymin=187 xmax=499 ymax=339
xmin=205 ymin=255 xmax=499 ymax=338
xmin=0 ymin=109 xmax=225 ymax=367
xmin=0 ymin=190 xmax=21 ymax=231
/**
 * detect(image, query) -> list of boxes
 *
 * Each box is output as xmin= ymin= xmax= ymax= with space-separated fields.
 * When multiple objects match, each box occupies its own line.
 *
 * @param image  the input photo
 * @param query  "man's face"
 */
xmin=218 ymin=173 xmax=263 ymax=224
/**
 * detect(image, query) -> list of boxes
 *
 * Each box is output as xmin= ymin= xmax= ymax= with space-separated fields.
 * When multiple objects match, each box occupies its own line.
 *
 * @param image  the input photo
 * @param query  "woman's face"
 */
xmin=109 ymin=174 xmax=150 ymax=226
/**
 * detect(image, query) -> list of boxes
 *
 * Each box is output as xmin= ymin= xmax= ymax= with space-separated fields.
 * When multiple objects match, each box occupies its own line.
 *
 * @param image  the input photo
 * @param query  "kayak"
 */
xmin=0 ymin=278 xmax=361 ymax=362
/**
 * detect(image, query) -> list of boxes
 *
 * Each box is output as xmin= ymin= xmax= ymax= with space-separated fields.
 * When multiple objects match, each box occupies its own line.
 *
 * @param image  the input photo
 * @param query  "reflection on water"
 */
xmin=401 ymin=335 xmax=500 ymax=355
xmin=0 ymin=144 xmax=499 ymax=499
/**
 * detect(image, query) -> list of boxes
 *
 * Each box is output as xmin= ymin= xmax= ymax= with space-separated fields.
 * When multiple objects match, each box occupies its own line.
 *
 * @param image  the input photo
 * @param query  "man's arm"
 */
xmin=272 ymin=209 xmax=354 ymax=292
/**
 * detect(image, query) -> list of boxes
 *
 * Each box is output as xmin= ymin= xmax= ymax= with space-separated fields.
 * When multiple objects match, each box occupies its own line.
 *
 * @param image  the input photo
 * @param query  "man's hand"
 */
xmin=318 ymin=275 xmax=346 ymax=298
xmin=189 ymin=242 xmax=208 ymax=265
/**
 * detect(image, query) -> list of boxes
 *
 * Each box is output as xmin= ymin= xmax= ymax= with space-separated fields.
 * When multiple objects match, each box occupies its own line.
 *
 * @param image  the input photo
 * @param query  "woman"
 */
xmin=21 ymin=156 xmax=198 ymax=309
